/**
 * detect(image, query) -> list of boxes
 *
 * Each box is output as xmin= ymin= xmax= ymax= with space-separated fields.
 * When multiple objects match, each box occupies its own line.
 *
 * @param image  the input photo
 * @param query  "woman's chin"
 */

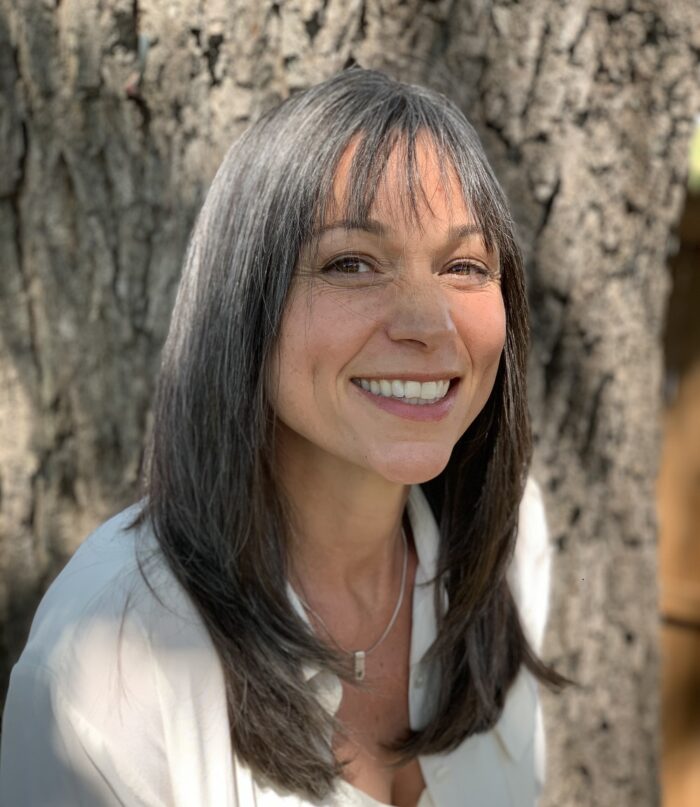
xmin=368 ymin=445 xmax=453 ymax=486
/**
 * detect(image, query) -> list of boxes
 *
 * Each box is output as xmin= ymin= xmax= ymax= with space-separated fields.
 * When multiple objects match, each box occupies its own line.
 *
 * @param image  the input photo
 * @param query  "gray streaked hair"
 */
xmin=133 ymin=67 xmax=565 ymax=800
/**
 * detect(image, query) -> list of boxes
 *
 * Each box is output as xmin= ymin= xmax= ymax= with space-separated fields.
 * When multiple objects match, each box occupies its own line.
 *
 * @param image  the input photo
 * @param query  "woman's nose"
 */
xmin=384 ymin=273 xmax=456 ymax=349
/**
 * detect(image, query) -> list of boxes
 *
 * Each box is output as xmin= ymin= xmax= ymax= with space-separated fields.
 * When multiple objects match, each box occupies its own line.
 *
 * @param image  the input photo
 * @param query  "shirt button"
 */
xmin=413 ymin=669 xmax=425 ymax=688
xmin=435 ymin=764 xmax=450 ymax=781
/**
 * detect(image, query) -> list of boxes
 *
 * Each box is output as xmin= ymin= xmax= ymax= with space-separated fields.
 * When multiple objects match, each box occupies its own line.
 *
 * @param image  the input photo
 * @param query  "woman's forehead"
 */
xmin=323 ymin=133 xmax=471 ymax=231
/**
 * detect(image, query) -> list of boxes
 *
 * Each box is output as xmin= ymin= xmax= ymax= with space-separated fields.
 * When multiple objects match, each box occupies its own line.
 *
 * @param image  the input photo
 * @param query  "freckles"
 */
xmin=483 ymin=307 xmax=507 ymax=353
xmin=313 ymin=294 xmax=383 ymax=349
xmin=454 ymin=296 xmax=506 ymax=354
xmin=319 ymin=291 xmax=385 ymax=328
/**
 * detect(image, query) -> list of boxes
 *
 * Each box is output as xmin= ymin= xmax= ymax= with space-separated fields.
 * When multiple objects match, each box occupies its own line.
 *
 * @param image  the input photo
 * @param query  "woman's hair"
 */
xmin=133 ymin=68 xmax=564 ymax=799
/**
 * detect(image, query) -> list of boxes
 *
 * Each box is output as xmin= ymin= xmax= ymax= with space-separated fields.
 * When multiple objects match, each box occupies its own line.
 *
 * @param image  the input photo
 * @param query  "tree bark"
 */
xmin=1 ymin=1 xmax=698 ymax=804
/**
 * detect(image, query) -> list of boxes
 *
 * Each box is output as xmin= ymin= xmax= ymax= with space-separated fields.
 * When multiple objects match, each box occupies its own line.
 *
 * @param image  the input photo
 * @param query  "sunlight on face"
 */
xmin=268 ymin=135 xmax=506 ymax=486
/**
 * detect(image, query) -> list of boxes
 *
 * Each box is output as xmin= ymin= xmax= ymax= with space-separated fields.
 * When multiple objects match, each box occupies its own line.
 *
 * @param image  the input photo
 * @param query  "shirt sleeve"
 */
xmin=0 ymin=661 xmax=165 ymax=807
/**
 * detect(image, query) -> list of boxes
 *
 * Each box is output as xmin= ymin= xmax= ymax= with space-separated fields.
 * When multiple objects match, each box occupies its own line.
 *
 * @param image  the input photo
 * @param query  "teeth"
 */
xmin=421 ymin=381 xmax=437 ymax=400
xmin=353 ymin=377 xmax=452 ymax=404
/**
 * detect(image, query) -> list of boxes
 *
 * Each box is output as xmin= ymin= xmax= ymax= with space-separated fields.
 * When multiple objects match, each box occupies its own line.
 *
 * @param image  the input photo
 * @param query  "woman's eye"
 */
xmin=322 ymin=256 xmax=373 ymax=274
xmin=445 ymin=261 xmax=493 ymax=282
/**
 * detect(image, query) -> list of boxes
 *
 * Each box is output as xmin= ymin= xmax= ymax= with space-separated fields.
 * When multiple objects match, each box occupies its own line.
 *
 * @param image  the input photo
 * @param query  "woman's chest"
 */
xmin=332 ymin=617 xmax=426 ymax=806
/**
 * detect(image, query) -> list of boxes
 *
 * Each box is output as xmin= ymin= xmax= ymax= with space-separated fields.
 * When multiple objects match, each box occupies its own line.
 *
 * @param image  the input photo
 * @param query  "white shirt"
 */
xmin=0 ymin=482 xmax=549 ymax=806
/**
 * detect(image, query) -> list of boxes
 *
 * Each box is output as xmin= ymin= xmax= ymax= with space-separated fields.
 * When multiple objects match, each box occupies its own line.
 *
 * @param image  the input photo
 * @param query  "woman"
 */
xmin=0 ymin=68 xmax=563 ymax=806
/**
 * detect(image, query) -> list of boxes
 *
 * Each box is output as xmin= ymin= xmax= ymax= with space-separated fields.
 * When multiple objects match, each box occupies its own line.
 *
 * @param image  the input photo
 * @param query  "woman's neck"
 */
xmin=276 ymin=429 xmax=410 ymax=606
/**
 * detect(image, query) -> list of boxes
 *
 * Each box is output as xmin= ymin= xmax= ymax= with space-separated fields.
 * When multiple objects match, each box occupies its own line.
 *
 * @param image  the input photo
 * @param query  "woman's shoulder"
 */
xmin=13 ymin=504 xmax=220 ymax=719
xmin=3 ymin=506 xmax=232 ymax=805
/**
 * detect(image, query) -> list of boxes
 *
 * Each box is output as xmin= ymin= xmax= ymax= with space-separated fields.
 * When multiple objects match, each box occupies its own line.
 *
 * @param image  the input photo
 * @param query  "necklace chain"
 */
xmin=293 ymin=527 xmax=409 ymax=681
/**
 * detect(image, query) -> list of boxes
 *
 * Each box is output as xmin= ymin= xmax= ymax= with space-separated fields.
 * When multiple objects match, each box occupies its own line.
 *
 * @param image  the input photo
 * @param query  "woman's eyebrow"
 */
xmin=446 ymin=224 xmax=486 ymax=241
xmin=309 ymin=220 xmax=490 ymax=253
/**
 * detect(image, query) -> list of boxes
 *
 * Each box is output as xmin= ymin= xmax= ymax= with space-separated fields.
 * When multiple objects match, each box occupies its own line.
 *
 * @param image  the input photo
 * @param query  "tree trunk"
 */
xmin=1 ymin=1 xmax=698 ymax=803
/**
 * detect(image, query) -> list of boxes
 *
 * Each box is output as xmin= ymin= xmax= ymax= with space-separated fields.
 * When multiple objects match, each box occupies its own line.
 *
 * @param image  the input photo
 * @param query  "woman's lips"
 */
xmin=350 ymin=378 xmax=460 ymax=422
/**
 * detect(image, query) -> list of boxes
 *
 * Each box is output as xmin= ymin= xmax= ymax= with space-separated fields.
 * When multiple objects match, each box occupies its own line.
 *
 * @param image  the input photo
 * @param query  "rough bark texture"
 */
xmin=1 ymin=1 xmax=698 ymax=804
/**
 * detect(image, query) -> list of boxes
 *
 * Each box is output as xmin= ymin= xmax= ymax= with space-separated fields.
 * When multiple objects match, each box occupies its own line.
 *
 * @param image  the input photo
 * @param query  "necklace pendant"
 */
xmin=353 ymin=650 xmax=366 ymax=681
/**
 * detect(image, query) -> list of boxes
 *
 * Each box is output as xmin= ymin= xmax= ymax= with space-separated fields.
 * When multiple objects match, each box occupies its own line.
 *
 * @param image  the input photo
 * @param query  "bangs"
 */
xmin=311 ymin=119 xmax=501 ymax=257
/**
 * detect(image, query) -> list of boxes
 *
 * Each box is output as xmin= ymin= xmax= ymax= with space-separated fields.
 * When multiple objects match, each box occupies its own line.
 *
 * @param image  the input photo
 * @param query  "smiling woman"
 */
xmin=0 ymin=69 xmax=566 ymax=807
xmin=271 ymin=139 xmax=506 ymax=487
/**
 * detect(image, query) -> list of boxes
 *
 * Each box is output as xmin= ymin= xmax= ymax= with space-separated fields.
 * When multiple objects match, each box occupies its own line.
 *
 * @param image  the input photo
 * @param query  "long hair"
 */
xmin=133 ymin=68 xmax=564 ymax=800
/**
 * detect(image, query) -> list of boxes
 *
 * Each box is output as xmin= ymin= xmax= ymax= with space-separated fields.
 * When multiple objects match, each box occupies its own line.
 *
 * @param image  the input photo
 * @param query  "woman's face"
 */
xmin=268 ymin=138 xmax=506 ymax=485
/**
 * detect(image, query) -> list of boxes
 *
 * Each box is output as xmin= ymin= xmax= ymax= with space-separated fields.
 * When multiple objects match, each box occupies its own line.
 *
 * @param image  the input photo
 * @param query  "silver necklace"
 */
xmin=293 ymin=527 xmax=409 ymax=681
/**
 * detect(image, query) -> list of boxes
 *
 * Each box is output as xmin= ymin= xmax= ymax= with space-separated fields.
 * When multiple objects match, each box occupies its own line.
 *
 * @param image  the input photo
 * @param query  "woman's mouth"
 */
xmin=351 ymin=377 xmax=452 ymax=405
xmin=350 ymin=376 xmax=461 ymax=421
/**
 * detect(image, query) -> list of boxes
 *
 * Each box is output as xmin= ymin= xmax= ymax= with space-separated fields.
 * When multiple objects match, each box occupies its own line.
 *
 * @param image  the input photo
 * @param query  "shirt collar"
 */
xmin=405 ymin=485 xmax=441 ymax=671
xmin=405 ymin=485 xmax=440 ymax=585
